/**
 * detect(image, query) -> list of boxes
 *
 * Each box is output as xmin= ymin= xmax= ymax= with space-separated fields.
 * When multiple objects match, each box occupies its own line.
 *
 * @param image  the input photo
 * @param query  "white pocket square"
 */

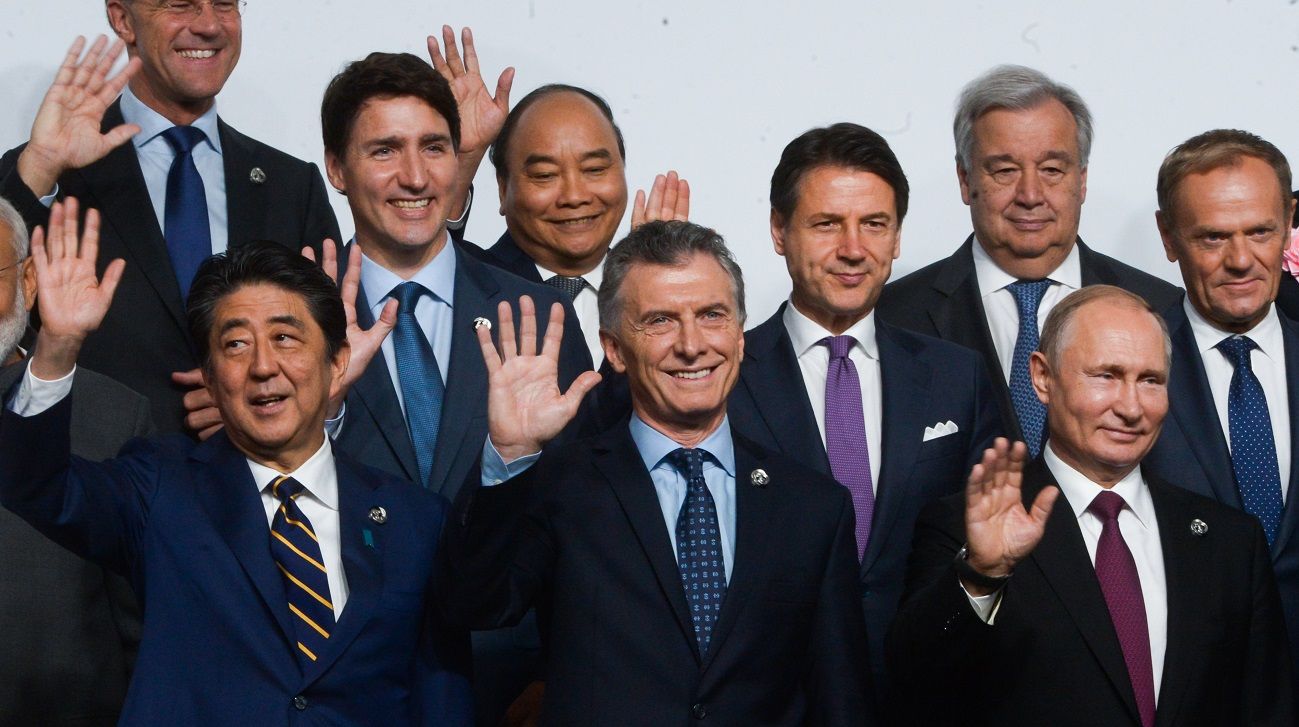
xmin=922 ymin=420 xmax=959 ymax=442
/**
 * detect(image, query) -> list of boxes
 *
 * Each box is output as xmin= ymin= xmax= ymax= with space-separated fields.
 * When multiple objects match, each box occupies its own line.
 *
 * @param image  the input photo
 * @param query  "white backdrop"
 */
xmin=4 ymin=1 xmax=1298 ymax=323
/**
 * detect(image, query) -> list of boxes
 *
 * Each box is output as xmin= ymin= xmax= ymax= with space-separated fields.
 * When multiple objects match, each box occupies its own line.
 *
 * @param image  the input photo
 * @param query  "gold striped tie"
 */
xmin=269 ymin=475 xmax=334 ymax=665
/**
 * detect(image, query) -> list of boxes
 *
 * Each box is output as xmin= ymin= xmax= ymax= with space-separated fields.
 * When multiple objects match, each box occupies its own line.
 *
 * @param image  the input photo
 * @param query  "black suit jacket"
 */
xmin=480 ymin=230 xmax=632 ymax=433
xmin=727 ymin=305 xmax=1002 ymax=695
xmin=1144 ymin=300 xmax=1299 ymax=701
xmin=876 ymin=236 xmax=1182 ymax=442
xmin=0 ymin=99 xmax=341 ymax=434
xmin=444 ymin=423 xmax=875 ymax=726
xmin=888 ymin=459 xmax=1293 ymax=727
xmin=0 ymin=362 xmax=153 ymax=726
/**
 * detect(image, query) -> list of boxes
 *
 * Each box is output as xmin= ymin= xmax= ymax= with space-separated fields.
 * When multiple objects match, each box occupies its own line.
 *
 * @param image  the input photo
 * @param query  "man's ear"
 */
xmin=105 ymin=1 xmax=136 ymax=45
xmin=328 ymin=342 xmax=350 ymax=402
xmin=1029 ymin=351 xmax=1051 ymax=407
xmin=497 ymin=173 xmax=509 ymax=216
xmin=324 ymin=152 xmax=347 ymax=196
xmin=599 ymin=329 xmax=626 ymax=374
xmin=1156 ymin=210 xmax=1180 ymax=263
xmin=770 ymin=209 xmax=788 ymax=256
xmin=957 ymin=161 xmax=974 ymax=206
xmin=20 ymin=258 xmax=36 ymax=313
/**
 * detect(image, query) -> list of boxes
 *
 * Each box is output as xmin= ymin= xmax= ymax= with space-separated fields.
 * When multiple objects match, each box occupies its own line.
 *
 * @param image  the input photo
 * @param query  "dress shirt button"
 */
xmin=691 ymin=703 xmax=707 ymax=719
xmin=293 ymin=695 xmax=308 ymax=710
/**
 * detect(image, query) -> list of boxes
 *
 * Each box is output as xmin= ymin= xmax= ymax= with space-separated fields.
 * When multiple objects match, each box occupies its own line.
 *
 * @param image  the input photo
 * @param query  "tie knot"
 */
xmin=391 ymin=281 xmax=428 ymax=315
xmin=161 ymin=125 xmax=207 ymax=155
xmin=545 ymin=275 xmax=587 ymax=302
xmin=1087 ymin=490 xmax=1127 ymax=522
xmin=270 ymin=475 xmax=306 ymax=503
xmin=667 ymin=447 xmax=707 ymax=481
xmin=1216 ymin=335 xmax=1259 ymax=369
xmin=1007 ymin=279 xmax=1051 ymax=314
xmin=820 ymin=335 xmax=857 ymax=360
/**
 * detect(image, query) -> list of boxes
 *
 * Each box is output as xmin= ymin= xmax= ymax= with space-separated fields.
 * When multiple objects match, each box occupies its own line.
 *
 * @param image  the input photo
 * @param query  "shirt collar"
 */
xmin=1183 ymin=296 xmax=1283 ymax=360
xmin=629 ymin=412 xmax=736 ymax=478
xmin=246 ymin=437 xmax=339 ymax=511
xmin=781 ymin=300 xmax=879 ymax=361
xmin=1044 ymin=443 xmax=1155 ymax=529
xmin=121 ymin=85 xmax=223 ymax=155
xmin=535 ymin=255 xmax=605 ymax=292
xmin=358 ymin=240 xmax=457 ymax=314
xmin=970 ymin=235 xmax=1082 ymax=297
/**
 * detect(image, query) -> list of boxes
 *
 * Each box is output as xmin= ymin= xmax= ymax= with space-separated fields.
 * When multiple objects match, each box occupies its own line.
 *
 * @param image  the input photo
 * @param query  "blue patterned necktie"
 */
xmin=545 ymin=274 xmax=587 ymax=302
xmin=668 ymin=447 xmax=727 ymax=655
xmin=1007 ymin=279 xmax=1051 ymax=457
xmin=821 ymin=335 xmax=874 ymax=560
xmin=1217 ymin=336 xmax=1284 ymax=545
xmin=391 ymin=282 xmax=445 ymax=487
xmin=268 ymin=475 xmax=335 ymax=667
xmin=159 ymin=125 xmax=211 ymax=301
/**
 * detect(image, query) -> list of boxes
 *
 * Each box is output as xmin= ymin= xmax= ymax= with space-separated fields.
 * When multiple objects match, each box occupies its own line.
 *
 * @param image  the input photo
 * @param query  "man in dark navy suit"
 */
xmin=1143 ymin=128 xmax=1299 ymax=702
xmin=726 ymin=122 xmax=1001 ymax=702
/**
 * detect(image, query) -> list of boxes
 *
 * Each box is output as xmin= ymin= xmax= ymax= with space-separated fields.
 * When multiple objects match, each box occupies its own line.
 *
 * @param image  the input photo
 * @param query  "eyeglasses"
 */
xmin=152 ymin=0 xmax=247 ymax=18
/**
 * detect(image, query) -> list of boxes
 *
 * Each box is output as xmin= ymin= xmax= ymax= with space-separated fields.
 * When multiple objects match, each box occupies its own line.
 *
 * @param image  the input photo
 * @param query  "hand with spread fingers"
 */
xmin=631 ymin=170 xmax=690 ymax=229
xmin=29 ymin=197 xmax=125 ymax=381
xmin=478 ymin=296 xmax=601 ymax=463
xmin=961 ymin=437 xmax=1059 ymax=594
xmin=18 ymin=35 xmax=142 ymax=198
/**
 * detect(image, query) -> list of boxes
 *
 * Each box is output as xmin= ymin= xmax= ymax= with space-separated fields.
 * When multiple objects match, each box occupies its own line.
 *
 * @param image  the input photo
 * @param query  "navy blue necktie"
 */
xmin=1007 ymin=279 xmax=1051 ymax=457
xmin=160 ymin=126 xmax=212 ymax=301
xmin=268 ymin=475 xmax=335 ymax=668
xmin=391 ymin=282 xmax=445 ymax=487
xmin=545 ymin=274 xmax=587 ymax=302
xmin=668 ymin=447 xmax=727 ymax=656
xmin=1217 ymin=336 xmax=1284 ymax=545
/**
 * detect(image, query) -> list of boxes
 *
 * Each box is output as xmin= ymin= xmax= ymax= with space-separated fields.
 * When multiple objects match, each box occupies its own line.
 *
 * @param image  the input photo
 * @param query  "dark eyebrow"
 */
xmin=522 ymin=149 xmax=614 ymax=168
xmin=218 ymin=315 xmax=306 ymax=336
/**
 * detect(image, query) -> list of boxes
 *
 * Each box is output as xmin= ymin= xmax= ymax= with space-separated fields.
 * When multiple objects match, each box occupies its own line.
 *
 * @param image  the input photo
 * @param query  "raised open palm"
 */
xmin=963 ymin=438 xmax=1059 ymax=579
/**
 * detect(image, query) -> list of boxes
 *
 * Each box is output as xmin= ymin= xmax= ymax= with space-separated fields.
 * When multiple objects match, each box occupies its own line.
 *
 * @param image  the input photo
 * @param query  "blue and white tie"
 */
xmin=1218 ymin=335 xmax=1284 ymax=545
xmin=668 ymin=447 xmax=727 ymax=655
xmin=1007 ymin=279 xmax=1051 ymax=457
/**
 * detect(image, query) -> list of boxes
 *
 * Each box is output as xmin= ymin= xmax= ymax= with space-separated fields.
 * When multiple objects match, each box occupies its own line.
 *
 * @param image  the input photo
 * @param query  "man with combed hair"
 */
xmin=889 ymin=284 xmax=1292 ymax=726
xmin=444 ymin=220 xmax=874 ymax=724
xmin=1143 ymin=128 xmax=1299 ymax=701
xmin=0 ymin=195 xmax=153 ymax=724
xmin=877 ymin=65 xmax=1180 ymax=459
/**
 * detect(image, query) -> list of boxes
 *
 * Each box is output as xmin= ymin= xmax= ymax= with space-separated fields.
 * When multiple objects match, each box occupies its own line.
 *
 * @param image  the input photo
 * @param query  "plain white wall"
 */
xmin=4 ymin=1 xmax=1298 ymax=323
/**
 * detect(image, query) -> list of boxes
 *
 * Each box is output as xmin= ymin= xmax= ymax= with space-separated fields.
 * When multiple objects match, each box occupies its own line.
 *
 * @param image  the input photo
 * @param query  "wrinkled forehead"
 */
xmin=621 ymin=256 xmax=737 ymax=313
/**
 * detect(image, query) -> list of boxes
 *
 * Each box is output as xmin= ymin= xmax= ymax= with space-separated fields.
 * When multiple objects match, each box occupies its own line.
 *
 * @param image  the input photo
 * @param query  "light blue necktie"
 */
xmin=1218 ymin=336 xmax=1284 ymax=546
xmin=391 ymin=282 xmax=445 ymax=487
xmin=1007 ymin=280 xmax=1051 ymax=457
xmin=160 ymin=125 xmax=211 ymax=301
xmin=669 ymin=447 xmax=727 ymax=656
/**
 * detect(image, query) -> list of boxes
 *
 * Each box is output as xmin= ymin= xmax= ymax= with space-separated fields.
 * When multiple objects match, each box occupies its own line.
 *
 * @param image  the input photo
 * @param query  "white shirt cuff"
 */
xmin=446 ymin=187 xmax=472 ymax=230
xmin=324 ymin=400 xmax=346 ymax=439
xmin=8 ymin=360 xmax=75 ymax=415
xmin=479 ymin=437 xmax=541 ymax=487
xmin=38 ymin=184 xmax=59 ymax=208
xmin=960 ymin=580 xmax=1005 ymax=624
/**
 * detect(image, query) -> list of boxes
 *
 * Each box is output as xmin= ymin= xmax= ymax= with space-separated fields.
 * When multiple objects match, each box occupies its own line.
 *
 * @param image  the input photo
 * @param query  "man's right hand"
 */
xmin=630 ymin=170 xmax=690 ymax=229
xmin=17 ymin=35 xmax=142 ymax=199
xmin=961 ymin=438 xmax=1059 ymax=595
xmin=29 ymin=197 xmax=124 ymax=380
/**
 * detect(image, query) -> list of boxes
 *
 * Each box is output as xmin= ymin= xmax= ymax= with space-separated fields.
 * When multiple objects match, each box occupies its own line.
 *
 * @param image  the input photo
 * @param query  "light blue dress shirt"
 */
xmin=358 ymin=241 xmax=456 ymax=415
xmin=120 ymin=85 xmax=228 ymax=255
xmin=481 ymin=413 xmax=738 ymax=582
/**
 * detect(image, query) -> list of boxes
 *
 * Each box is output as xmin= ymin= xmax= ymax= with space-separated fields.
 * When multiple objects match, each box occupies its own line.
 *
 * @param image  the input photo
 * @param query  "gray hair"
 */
xmin=1039 ymin=285 xmax=1171 ymax=370
xmin=0 ymin=196 xmax=30 ymax=263
xmin=953 ymin=64 xmax=1094 ymax=173
xmin=598 ymin=220 xmax=745 ymax=333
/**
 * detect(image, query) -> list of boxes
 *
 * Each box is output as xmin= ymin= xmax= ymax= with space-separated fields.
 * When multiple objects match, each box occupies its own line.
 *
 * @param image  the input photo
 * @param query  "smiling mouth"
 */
xmin=673 ymin=368 xmax=714 ymax=380
xmin=392 ymin=199 xmax=432 ymax=209
xmin=251 ymin=394 xmax=288 ymax=410
xmin=550 ymin=214 xmax=602 ymax=228
xmin=177 ymin=49 xmax=218 ymax=59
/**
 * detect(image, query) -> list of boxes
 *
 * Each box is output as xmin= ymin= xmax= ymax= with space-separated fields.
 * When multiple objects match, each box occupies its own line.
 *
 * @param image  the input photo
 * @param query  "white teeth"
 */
xmin=393 ymin=199 xmax=431 ymax=209
xmin=558 ymin=216 xmax=596 ymax=226
xmin=674 ymin=369 xmax=712 ymax=380
xmin=178 ymin=49 xmax=216 ymax=59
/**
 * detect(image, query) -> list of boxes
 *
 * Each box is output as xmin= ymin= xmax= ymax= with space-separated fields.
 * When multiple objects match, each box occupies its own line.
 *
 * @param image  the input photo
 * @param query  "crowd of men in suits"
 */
xmin=2 ymin=2 xmax=1299 ymax=726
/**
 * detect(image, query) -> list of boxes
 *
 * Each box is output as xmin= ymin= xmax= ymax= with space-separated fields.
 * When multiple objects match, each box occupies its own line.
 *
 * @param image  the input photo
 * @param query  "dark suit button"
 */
xmin=692 ymin=703 xmax=707 ymax=719
xmin=293 ymin=695 xmax=308 ymax=710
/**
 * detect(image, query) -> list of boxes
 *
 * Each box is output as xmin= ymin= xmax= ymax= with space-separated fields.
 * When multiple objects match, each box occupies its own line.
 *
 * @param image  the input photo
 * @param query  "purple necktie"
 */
xmin=1088 ymin=491 xmax=1156 ymax=727
xmin=821 ymin=335 xmax=874 ymax=560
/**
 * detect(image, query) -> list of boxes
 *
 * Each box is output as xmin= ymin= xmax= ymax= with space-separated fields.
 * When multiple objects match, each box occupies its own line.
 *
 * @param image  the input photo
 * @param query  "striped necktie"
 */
xmin=269 ymin=475 xmax=334 ymax=667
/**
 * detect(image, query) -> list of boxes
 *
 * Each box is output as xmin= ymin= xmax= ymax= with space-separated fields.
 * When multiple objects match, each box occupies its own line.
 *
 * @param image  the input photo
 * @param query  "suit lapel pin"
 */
xmin=750 ymin=469 xmax=769 ymax=487
xmin=369 ymin=506 xmax=387 ymax=525
xmin=249 ymin=167 xmax=266 ymax=185
xmin=362 ymin=529 xmax=376 ymax=548
xmin=1190 ymin=518 xmax=1208 ymax=537
xmin=472 ymin=316 xmax=492 ymax=331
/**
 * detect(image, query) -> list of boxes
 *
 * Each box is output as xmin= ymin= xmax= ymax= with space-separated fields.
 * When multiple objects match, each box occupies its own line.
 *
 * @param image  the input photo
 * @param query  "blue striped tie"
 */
xmin=269 ymin=475 xmax=334 ymax=667
xmin=1218 ymin=336 xmax=1284 ymax=546
xmin=391 ymin=282 xmax=445 ymax=487
xmin=160 ymin=125 xmax=211 ymax=301
xmin=669 ymin=447 xmax=727 ymax=656
xmin=1007 ymin=279 xmax=1051 ymax=457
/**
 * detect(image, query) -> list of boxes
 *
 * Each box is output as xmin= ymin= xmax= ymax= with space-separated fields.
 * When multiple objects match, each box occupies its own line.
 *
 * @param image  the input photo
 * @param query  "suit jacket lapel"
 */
xmin=594 ymin=427 xmax=698 ymax=659
xmin=1021 ymin=459 xmax=1143 ymax=724
xmin=349 ymin=277 xmax=420 ymax=483
xmin=191 ymin=432 xmax=296 ymax=645
xmin=738 ymin=305 xmax=827 ymax=473
xmin=1147 ymin=475 xmax=1207 ymax=727
xmin=1164 ymin=305 xmax=1240 ymax=507
xmin=220 ymin=120 xmax=266 ymax=252
xmin=862 ymin=322 xmax=929 ymax=575
xmin=487 ymin=231 xmax=544 ymax=283
xmin=702 ymin=433 xmax=780 ymax=671
xmin=1272 ymin=314 xmax=1299 ymax=558
xmin=82 ymin=100 xmax=188 ymax=340
xmin=301 ymin=455 xmax=384 ymax=686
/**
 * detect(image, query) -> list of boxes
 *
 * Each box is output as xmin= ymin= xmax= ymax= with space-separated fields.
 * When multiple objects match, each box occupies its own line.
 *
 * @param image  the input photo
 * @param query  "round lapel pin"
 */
xmin=1190 ymin=518 xmax=1207 ymax=537
xmin=249 ymin=167 xmax=266 ymax=185
xmin=472 ymin=317 xmax=492 ymax=331
xmin=369 ymin=506 xmax=388 ymax=525
xmin=750 ymin=469 xmax=769 ymax=487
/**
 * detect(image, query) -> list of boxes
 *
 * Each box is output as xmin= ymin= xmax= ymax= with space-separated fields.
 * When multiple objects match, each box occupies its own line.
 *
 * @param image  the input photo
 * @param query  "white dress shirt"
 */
xmin=782 ymin=301 xmax=882 ymax=490
xmin=1183 ymin=298 xmax=1291 ymax=500
xmin=535 ymin=258 xmax=605 ymax=368
xmin=9 ymin=363 xmax=350 ymax=620
xmin=971 ymin=238 xmax=1081 ymax=384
